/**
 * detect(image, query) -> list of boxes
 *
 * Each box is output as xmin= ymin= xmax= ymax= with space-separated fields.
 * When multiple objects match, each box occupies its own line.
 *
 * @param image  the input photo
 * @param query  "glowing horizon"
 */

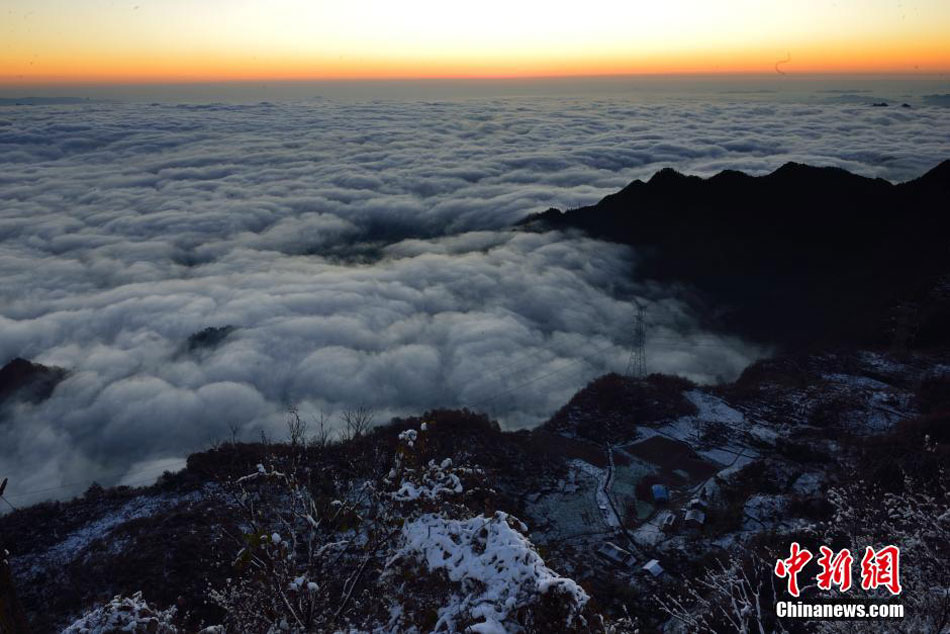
xmin=3 ymin=0 xmax=949 ymax=84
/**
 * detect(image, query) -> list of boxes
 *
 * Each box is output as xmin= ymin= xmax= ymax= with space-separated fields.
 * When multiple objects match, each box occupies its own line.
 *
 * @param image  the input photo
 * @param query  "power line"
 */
xmin=479 ymin=344 xmax=557 ymax=381
xmin=650 ymin=342 xmax=744 ymax=349
xmin=4 ymin=462 xmax=182 ymax=503
xmin=0 ymin=477 xmax=14 ymax=511
xmin=466 ymin=344 xmax=611 ymax=409
xmin=475 ymin=354 xmax=605 ymax=413
xmin=465 ymin=341 xmax=616 ymax=410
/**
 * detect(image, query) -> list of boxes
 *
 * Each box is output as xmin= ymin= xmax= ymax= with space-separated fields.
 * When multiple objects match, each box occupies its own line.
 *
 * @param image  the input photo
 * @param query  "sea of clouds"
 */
xmin=2 ymin=94 xmax=949 ymax=505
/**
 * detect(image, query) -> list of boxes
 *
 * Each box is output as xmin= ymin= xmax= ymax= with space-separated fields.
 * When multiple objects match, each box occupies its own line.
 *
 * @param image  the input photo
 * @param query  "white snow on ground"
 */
xmin=394 ymin=512 xmax=589 ymax=633
xmin=860 ymin=407 xmax=900 ymax=433
xmin=14 ymin=489 xmax=206 ymax=581
xmin=697 ymin=447 xmax=756 ymax=468
xmin=629 ymin=427 xmax=661 ymax=442
xmin=747 ymin=424 xmax=779 ymax=446
xmin=714 ymin=461 xmax=749 ymax=484
xmin=822 ymin=373 xmax=891 ymax=390
xmin=631 ymin=513 xmax=668 ymax=548
xmin=641 ymin=390 xmax=761 ymax=468
xmin=857 ymin=351 xmax=910 ymax=375
xmin=655 ymin=390 xmax=747 ymax=443
xmin=810 ymin=371 xmax=914 ymax=433
xmin=654 ymin=417 xmax=700 ymax=443
xmin=570 ymin=459 xmax=620 ymax=528
xmin=686 ymin=390 xmax=745 ymax=424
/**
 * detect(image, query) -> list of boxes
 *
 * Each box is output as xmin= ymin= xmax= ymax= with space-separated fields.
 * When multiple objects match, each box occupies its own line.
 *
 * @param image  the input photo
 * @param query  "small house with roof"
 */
xmin=684 ymin=508 xmax=706 ymax=530
xmin=595 ymin=542 xmax=638 ymax=569
xmin=643 ymin=559 xmax=664 ymax=577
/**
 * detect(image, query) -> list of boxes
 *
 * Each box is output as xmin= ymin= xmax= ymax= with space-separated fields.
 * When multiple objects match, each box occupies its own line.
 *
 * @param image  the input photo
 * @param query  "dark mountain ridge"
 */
xmin=519 ymin=161 xmax=950 ymax=348
xmin=0 ymin=358 xmax=66 ymax=407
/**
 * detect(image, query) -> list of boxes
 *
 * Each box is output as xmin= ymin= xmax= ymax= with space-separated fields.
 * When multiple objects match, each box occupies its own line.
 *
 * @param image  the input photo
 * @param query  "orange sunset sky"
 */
xmin=2 ymin=0 xmax=949 ymax=83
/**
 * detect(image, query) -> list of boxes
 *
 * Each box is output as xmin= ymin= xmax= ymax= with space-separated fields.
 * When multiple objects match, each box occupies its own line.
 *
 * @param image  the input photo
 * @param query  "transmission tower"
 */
xmin=624 ymin=303 xmax=647 ymax=378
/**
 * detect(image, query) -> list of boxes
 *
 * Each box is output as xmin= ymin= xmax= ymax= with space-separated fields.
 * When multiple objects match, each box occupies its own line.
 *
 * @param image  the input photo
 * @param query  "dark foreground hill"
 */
xmin=2 ymin=345 xmax=948 ymax=632
xmin=519 ymin=161 xmax=950 ymax=349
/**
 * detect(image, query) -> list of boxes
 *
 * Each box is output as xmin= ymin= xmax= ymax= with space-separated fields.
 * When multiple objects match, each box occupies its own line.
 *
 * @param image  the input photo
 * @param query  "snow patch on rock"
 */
xmin=393 ymin=512 xmax=588 ymax=633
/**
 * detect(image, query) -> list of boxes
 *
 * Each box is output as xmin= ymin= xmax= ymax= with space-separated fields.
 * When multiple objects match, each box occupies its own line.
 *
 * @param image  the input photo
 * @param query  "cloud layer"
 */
xmin=1 ymin=96 xmax=948 ymax=505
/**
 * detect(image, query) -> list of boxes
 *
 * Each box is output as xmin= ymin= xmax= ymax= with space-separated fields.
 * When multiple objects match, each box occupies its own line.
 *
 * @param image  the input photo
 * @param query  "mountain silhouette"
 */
xmin=519 ymin=161 xmax=950 ymax=348
xmin=0 ymin=358 xmax=66 ymax=406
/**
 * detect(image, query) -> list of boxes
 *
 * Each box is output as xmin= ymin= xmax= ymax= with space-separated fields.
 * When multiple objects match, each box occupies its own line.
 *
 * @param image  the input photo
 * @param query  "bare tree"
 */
xmin=340 ymin=405 xmax=375 ymax=441
xmin=656 ymin=553 xmax=786 ymax=634
xmin=286 ymin=405 xmax=308 ymax=448
xmin=227 ymin=421 xmax=241 ymax=445
xmin=310 ymin=408 xmax=333 ymax=448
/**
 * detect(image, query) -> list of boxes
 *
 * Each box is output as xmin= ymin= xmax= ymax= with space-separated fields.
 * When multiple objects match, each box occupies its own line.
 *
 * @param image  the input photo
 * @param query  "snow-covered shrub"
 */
xmin=390 ymin=458 xmax=464 ymax=502
xmin=387 ymin=511 xmax=590 ymax=633
xmin=207 ymin=459 xmax=389 ymax=632
xmin=386 ymin=424 xmax=485 ymax=509
xmin=61 ymin=592 xmax=178 ymax=634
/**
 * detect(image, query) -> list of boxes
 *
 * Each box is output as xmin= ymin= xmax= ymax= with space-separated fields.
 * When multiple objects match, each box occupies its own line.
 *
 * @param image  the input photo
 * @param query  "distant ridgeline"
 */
xmin=519 ymin=161 xmax=950 ymax=349
xmin=0 ymin=358 xmax=66 ymax=407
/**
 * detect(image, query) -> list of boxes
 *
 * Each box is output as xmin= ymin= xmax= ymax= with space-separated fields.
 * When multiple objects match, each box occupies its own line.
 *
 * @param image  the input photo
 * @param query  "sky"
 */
xmin=2 ymin=0 xmax=950 ymax=83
